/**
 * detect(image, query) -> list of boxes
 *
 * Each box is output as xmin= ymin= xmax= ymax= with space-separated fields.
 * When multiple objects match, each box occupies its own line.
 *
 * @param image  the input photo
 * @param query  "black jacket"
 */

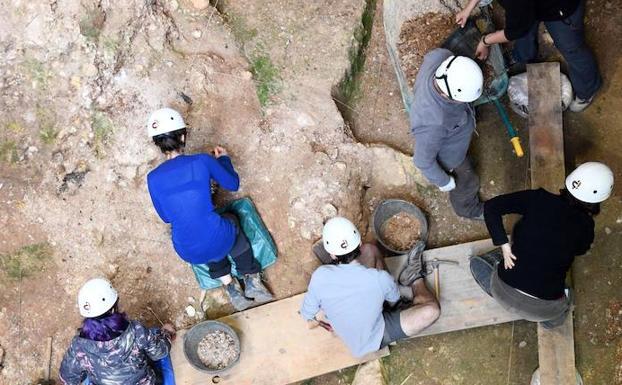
xmin=484 ymin=188 xmax=594 ymax=299
xmin=498 ymin=0 xmax=581 ymax=40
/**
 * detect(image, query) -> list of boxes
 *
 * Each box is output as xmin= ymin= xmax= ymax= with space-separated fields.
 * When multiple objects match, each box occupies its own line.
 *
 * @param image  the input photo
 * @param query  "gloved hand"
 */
xmin=439 ymin=176 xmax=456 ymax=192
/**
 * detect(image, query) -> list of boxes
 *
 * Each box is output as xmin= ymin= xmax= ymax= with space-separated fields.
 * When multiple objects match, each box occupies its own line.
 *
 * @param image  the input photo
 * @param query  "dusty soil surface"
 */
xmin=380 ymin=212 xmax=421 ymax=252
xmin=197 ymin=330 xmax=238 ymax=370
xmin=0 ymin=0 xmax=620 ymax=384
xmin=398 ymin=13 xmax=456 ymax=88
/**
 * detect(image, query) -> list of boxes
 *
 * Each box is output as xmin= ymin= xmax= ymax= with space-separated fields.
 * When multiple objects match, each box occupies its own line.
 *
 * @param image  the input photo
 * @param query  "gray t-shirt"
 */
xmin=300 ymin=262 xmax=400 ymax=357
xmin=409 ymin=48 xmax=477 ymax=187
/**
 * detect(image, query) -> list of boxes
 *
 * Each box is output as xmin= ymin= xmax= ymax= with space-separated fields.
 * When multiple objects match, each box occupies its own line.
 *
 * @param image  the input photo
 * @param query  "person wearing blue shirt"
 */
xmin=145 ymin=108 xmax=272 ymax=311
xmin=300 ymin=217 xmax=440 ymax=357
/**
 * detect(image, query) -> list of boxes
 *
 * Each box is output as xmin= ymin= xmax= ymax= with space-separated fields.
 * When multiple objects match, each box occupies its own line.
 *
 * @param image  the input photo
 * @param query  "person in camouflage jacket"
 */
xmin=59 ymin=278 xmax=175 ymax=385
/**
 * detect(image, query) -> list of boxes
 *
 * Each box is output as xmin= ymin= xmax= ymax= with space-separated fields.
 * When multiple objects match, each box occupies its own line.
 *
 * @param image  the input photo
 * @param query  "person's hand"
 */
xmin=501 ymin=243 xmax=517 ymax=269
xmin=476 ymin=41 xmax=490 ymax=60
xmin=213 ymin=146 xmax=228 ymax=158
xmin=439 ymin=176 xmax=456 ymax=192
xmin=162 ymin=323 xmax=177 ymax=340
xmin=455 ymin=9 xmax=471 ymax=28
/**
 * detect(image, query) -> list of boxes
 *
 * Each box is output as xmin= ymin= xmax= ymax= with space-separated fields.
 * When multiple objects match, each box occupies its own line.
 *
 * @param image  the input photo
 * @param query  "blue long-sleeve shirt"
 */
xmin=147 ymin=154 xmax=240 ymax=264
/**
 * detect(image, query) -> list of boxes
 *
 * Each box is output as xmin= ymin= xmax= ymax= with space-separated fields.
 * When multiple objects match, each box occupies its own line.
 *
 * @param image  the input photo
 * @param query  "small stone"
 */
xmin=190 ymin=0 xmax=209 ymax=10
xmin=519 ymin=341 xmax=527 ymax=348
xmin=605 ymin=227 xmax=612 ymax=235
xmin=489 ymin=180 xmax=495 ymax=185
xmin=191 ymin=30 xmax=202 ymax=39
xmin=616 ymin=217 xmax=622 ymax=224
xmin=321 ymin=203 xmax=337 ymax=219
xmin=188 ymin=296 xmax=196 ymax=303
xmin=241 ymin=71 xmax=253 ymax=80
xmin=185 ymin=305 xmax=197 ymax=317
xmin=169 ymin=0 xmax=179 ymax=10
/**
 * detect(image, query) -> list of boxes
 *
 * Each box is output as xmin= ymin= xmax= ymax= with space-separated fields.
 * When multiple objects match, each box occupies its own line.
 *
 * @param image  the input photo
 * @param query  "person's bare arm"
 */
xmin=455 ymin=0 xmax=480 ymax=27
xmin=475 ymin=30 xmax=510 ymax=60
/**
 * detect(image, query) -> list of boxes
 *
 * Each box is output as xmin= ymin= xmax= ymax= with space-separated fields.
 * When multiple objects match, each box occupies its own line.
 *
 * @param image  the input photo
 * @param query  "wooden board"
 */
xmin=171 ymin=239 xmax=520 ymax=385
xmin=527 ymin=62 xmax=576 ymax=385
xmin=170 ymin=295 xmax=389 ymax=385
xmin=528 ymin=62 xmax=565 ymax=190
xmin=385 ymin=239 xmax=521 ymax=337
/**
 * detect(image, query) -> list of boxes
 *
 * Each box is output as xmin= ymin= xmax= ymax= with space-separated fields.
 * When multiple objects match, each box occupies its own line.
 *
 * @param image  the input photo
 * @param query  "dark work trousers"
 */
xmin=449 ymin=158 xmax=484 ymax=219
xmin=470 ymin=248 xmax=571 ymax=328
xmin=512 ymin=0 xmax=602 ymax=100
xmin=207 ymin=213 xmax=261 ymax=279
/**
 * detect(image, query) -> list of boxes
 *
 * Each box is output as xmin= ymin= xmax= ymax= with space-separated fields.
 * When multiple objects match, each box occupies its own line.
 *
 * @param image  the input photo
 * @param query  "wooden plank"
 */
xmin=528 ymin=62 xmax=565 ymax=191
xmin=170 ymin=295 xmax=389 ymax=385
xmin=385 ymin=239 xmax=521 ymax=337
xmin=527 ymin=62 xmax=576 ymax=385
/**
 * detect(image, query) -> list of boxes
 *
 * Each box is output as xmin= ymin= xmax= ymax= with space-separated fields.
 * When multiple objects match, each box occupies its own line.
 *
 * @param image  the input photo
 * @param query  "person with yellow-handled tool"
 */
xmin=409 ymin=48 xmax=485 ymax=220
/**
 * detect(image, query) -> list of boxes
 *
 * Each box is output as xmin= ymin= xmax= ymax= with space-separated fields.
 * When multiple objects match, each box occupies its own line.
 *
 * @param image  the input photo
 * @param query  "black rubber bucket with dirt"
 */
xmin=372 ymin=199 xmax=428 ymax=255
xmin=183 ymin=320 xmax=241 ymax=375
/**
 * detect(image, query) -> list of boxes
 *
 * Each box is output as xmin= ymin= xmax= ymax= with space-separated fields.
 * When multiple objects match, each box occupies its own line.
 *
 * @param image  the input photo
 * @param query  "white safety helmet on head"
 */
xmin=147 ymin=108 xmax=186 ymax=138
xmin=565 ymin=162 xmax=614 ymax=203
xmin=322 ymin=217 xmax=362 ymax=256
xmin=434 ymin=55 xmax=484 ymax=103
xmin=78 ymin=278 xmax=118 ymax=318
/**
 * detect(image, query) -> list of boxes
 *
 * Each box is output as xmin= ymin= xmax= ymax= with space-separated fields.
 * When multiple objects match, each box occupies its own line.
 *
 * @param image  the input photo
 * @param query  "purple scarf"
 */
xmin=80 ymin=313 xmax=130 ymax=342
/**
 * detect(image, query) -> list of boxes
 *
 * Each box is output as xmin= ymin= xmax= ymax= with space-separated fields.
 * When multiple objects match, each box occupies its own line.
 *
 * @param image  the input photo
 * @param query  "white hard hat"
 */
xmin=147 ymin=108 xmax=186 ymax=138
xmin=78 ymin=278 xmax=118 ymax=318
xmin=322 ymin=217 xmax=361 ymax=256
xmin=434 ymin=56 xmax=484 ymax=103
xmin=565 ymin=162 xmax=614 ymax=203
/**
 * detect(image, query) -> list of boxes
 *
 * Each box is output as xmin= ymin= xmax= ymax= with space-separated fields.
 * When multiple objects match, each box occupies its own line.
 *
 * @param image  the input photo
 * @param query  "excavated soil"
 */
xmin=197 ymin=330 xmax=238 ymax=370
xmin=380 ymin=212 xmax=421 ymax=252
xmin=397 ymin=12 xmax=456 ymax=87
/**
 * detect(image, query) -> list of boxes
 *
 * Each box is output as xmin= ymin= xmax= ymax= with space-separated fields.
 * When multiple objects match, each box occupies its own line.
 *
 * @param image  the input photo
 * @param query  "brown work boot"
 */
xmin=398 ymin=241 xmax=426 ymax=286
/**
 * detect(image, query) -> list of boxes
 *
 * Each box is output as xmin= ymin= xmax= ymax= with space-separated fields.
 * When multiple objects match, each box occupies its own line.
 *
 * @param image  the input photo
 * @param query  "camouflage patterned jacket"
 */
xmin=59 ymin=321 xmax=171 ymax=385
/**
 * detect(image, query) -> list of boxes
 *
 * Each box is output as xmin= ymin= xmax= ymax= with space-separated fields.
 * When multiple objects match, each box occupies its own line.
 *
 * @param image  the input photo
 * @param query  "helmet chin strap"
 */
xmin=435 ymin=55 xmax=459 ymax=101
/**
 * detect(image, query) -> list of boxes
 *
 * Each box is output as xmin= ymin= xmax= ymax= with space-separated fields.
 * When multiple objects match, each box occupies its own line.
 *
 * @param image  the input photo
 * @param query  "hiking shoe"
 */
xmin=569 ymin=95 xmax=594 ymax=112
xmin=398 ymin=241 xmax=426 ymax=286
xmin=225 ymin=279 xmax=253 ymax=311
xmin=243 ymin=273 xmax=274 ymax=303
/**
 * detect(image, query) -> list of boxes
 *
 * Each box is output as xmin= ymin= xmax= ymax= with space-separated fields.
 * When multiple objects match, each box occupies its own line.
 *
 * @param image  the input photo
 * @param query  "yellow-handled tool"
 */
xmin=492 ymin=99 xmax=524 ymax=158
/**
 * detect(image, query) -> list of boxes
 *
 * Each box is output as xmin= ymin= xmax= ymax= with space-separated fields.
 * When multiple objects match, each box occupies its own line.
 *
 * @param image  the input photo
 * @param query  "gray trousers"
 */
xmin=449 ymin=158 xmax=484 ymax=219
xmin=470 ymin=249 xmax=571 ymax=328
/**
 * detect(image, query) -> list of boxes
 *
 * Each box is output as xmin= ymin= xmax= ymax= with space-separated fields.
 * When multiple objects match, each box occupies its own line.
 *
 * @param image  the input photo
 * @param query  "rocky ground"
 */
xmin=0 ymin=0 xmax=620 ymax=385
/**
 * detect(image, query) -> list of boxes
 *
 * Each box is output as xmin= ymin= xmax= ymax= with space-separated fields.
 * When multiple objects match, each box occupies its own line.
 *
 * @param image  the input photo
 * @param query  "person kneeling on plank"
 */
xmin=299 ymin=217 xmax=440 ymax=358
xmin=409 ymin=49 xmax=485 ymax=220
xmin=470 ymin=162 xmax=614 ymax=328
xmin=146 ymin=108 xmax=272 ymax=311
xmin=59 ymin=278 xmax=176 ymax=385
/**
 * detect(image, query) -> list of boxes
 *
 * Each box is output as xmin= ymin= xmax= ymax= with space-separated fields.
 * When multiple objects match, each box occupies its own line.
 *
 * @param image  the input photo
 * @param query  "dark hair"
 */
xmin=152 ymin=128 xmax=186 ymax=153
xmin=560 ymin=188 xmax=600 ymax=216
xmin=80 ymin=303 xmax=129 ymax=341
xmin=335 ymin=246 xmax=361 ymax=264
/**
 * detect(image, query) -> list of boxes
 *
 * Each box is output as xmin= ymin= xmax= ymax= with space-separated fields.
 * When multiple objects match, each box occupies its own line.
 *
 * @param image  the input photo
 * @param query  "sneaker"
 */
xmin=398 ymin=241 xmax=426 ymax=286
xmin=224 ymin=279 xmax=254 ymax=311
xmin=569 ymin=95 xmax=594 ymax=112
xmin=243 ymin=273 xmax=274 ymax=303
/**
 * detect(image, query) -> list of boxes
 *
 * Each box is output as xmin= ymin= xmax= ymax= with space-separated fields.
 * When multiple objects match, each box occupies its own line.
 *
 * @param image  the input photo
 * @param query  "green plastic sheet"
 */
xmin=190 ymin=197 xmax=278 ymax=290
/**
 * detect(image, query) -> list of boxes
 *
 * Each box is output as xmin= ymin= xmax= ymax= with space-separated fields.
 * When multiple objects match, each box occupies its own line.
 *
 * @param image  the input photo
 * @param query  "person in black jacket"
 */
xmin=456 ymin=0 xmax=602 ymax=112
xmin=470 ymin=162 xmax=614 ymax=328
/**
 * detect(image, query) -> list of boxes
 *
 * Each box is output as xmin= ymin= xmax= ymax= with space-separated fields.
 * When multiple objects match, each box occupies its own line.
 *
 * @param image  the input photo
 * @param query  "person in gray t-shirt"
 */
xmin=409 ymin=48 xmax=485 ymax=219
xmin=300 ymin=217 xmax=440 ymax=358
